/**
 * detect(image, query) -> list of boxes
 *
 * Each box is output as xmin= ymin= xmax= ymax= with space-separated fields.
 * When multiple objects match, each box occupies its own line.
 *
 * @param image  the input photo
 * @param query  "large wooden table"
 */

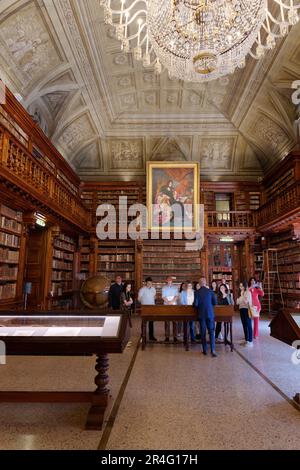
xmin=0 ymin=311 xmax=130 ymax=430
xmin=140 ymin=304 xmax=234 ymax=351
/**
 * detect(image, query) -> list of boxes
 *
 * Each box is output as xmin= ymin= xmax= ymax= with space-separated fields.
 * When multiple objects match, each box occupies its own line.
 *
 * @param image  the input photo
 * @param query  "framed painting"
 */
xmin=147 ymin=162 xmax=200 ymax=231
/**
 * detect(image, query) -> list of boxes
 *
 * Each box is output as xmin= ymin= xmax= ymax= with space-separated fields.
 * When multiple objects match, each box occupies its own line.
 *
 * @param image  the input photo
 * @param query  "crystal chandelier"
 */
xmin=100 ymin=1 xmax=300 ymax=82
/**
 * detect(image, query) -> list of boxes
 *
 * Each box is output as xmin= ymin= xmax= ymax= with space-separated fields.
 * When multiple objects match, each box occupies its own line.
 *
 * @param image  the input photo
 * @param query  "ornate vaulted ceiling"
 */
xmin=0 ymin=0 xmax=299 ymax=181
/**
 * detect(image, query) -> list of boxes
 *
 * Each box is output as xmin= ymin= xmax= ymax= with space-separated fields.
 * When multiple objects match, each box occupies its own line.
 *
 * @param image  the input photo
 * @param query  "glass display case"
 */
xmin=0 ymin=311 xmax=130 ymax=430
xmin=0 ymin=314 xmax=120 ymax=338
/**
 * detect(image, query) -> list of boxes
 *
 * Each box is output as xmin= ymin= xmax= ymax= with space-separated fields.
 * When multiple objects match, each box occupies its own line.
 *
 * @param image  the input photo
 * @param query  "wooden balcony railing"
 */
xmin=205 ymin=211 xmax=254 ymax=229
xmin=254 ymin=182 xmax=300 ymax=228
xmin=0 ymin=126 xmax=90 ymax=231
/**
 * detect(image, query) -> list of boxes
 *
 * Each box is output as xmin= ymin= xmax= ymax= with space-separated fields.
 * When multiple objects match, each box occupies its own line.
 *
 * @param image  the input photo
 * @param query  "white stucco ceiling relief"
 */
xmin=0 ymin=0 xmax=299 ymax=180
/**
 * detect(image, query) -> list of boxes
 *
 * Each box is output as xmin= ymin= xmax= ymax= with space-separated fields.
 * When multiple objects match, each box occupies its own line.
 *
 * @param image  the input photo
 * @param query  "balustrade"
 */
xmin=206 ymin=211 xmax=253 ymax=229
xmin=0 ymin=126 xmax=90 ymax=230
xmin=255 ymin=182 xmax=300 ymax=227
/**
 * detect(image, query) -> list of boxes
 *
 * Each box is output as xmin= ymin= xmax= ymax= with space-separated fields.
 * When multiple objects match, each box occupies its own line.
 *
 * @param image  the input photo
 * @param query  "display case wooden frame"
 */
xmin=0 ymin=311 xmax=130 ymax=430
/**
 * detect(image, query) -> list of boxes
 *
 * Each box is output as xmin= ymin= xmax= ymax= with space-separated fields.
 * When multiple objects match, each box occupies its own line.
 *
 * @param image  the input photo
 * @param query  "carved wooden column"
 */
xmin=232 ymin=243 xmax=240 ymax=299
xmin=73 ymin=235 xmax=82 ymax=308
xmin=16 ymin=223 xmax=29 ymax=303
xmin=44 ymin=225 xmax=60 ymax=310
xmin=201 ymin=238 xmax=209 ymax=279
xmin=135 ymin=239 xmax=143 ymax=293
xmin=250 ymin=236 xmax=256 ymax=279
xmin=245 ymin=236 xmax=255 ymax=280
xmin=0 ymin=132 xmax=9 ymax=166
xmin=90 ymin=235 xmax=98 ymax=276
xmin=137 ymin=182 xmax=144 ymax=204
xmin=86 ymin=353 xmax=110 ymax=430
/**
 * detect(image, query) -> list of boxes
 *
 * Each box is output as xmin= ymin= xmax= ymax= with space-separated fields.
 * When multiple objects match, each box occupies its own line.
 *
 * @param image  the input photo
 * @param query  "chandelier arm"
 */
xmin=126 ymin=23 xmax=148 ymax=42
xmin=249 ymin=50 xmax=261 ymax=60
xmin=261 ymin=22 xmax=283 ymax=38
xmin=148 ymin=56 xmax=160 ymax=67
xmin=273 ymin=0 xmax=300 ymax=9
xmin=139 ymin=31 xmax=149 ymax=47
xmin=122 ymin=10 xmax=148 ymax=27
xmin=266 ymin=10 xmax=289 ymax=25
xmin=108 ymin=0 xmax=148 ymax=15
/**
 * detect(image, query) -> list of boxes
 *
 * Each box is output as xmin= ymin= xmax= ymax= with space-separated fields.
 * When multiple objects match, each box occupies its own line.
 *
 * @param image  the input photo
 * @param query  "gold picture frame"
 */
xmin=147 ymin=162 xmax=200 ymax=231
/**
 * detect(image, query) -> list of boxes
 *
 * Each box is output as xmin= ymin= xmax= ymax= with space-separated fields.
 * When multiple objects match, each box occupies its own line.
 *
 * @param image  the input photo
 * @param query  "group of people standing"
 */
xmin=108 ymin=274 xmax=264 ymax=356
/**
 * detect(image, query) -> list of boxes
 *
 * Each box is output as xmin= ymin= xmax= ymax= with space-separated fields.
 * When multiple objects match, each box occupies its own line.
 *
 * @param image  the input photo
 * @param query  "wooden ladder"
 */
xmin=261 ymin=248 xmax=284 ymax=314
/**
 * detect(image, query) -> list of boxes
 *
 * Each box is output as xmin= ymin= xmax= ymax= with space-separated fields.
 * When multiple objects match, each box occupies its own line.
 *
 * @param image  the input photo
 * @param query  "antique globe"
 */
xmin=80 ymin=275 xmax=111 ymax=309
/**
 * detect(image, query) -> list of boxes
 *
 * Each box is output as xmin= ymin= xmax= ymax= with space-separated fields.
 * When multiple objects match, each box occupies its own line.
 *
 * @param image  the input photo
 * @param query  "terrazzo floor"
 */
xmin=0 ymin=315 xmax=299 ymax=450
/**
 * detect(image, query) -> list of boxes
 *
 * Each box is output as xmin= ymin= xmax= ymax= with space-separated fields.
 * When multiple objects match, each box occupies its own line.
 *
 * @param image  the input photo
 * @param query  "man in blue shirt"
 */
xmin=194 ymin=277 xmax=217 ymax=357
xmin=138 ymin=277 xmax=157 ymax=341
xmin=162 ymin=277 xmax=179 ymax=342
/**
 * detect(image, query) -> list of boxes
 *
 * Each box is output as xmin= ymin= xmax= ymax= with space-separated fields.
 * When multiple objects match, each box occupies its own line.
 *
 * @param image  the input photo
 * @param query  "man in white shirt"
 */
xmin=138 ymin=277 xmax=157 ymax=341
xmin=162 ymin=277 xmax=179 ymax=342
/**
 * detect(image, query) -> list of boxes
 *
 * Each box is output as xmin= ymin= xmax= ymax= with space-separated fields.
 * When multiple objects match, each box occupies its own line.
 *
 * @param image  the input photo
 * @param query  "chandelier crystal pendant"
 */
xmin=100 ymin=0 xmax=300 ymax=82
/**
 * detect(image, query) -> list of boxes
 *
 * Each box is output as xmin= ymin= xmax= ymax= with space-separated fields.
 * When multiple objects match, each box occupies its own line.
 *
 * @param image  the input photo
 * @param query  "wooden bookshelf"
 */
xmin=0 ymin=203 xmax=24 ymax=305
xmin=203 ymin=191 xmax=215 ymax=211
xmin=265 ymin=168 xmax=294 ymax=201
xmin=0 ymin=106 xmax=29 ymax=148
xmin=208 ymin=243 xmax=233 ymax=290
xmin=249 ymin=192 xmax=261 ymax=210
xmin=211 ymin=269 xmax=233 ymax=290
xmin=234 ymin=191 xmax=261 ymax=211
xmin=79 ymin=236 xmax=91 ymax=281
xmin=49 ymin=233 xmax=76 ymax=308
xmin=97 ymin=240 xmax=135 ymax=284
xmin=268 ymin=231 xmax=300 ymax=308
xmin=142 ymin=240 xmax=202 ymax=299
xmin=253 ymin=239 xmax=263 ymax=280
xmin=234 ymin=191 xmax=247 ymax=211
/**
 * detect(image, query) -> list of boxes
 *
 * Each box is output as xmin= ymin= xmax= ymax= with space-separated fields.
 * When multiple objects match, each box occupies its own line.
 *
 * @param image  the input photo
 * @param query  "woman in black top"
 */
xmin=211 ymin=281 xmax=218 ymax=294
xmin=215 ymin=283 xmax=233 ymax=341
xmin=120 ymin=282 xmax=134 ymax=327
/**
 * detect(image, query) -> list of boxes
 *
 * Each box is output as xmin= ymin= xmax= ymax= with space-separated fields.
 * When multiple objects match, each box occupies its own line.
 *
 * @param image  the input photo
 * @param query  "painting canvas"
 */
xmin=147 ymin=162 xmax=200 ymax=231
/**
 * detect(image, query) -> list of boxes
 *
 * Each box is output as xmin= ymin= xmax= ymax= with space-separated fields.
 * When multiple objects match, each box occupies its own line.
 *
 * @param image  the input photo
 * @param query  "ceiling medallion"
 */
xmin=100 ymin=0 xmax=300 ymax=82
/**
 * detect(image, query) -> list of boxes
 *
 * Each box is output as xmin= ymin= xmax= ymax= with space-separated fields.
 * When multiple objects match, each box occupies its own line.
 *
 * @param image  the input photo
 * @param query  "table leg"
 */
xmin=142 ymin=320 xmax=147 ymax=351
xmin=224 ymin=322 xmax=228 ymax=347
xmin=183 ymin=321 xmax=189 ymax=351
xmin=86 ymin=354 xmax=110 ymax=430
xmin=230 ymin=322 xmax=234 ymax=351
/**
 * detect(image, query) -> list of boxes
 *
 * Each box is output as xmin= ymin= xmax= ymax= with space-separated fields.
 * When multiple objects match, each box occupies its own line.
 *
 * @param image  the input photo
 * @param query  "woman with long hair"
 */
xmin=215 ymin=283 xmax=233 ymax=341
xmin=120 ymin=282 xmax=134 ymax=327
xmin=180 ymin=281 xmax=195 ymax=343
xmin=211 ymin=280 xmax=218 ymax=294
xmin=237 ymin=281 xmax=253 ymax=347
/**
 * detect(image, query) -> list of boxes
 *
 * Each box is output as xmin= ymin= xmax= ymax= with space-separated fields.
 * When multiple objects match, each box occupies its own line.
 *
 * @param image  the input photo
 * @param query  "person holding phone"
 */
xmin=237 ymin=281 xmax=253 ymax=347
xmin=248 ymin=277 xmax=264 ymax=339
